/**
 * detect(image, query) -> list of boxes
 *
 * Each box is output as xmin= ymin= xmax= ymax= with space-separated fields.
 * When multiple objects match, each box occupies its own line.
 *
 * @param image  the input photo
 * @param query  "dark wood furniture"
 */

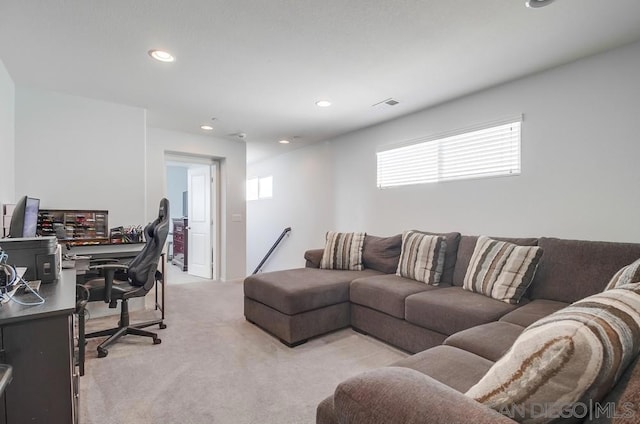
xmin=171 ymin=218 xmax=188 ymax=271
xmin=0 ymin=271 xmax=77 ymax=424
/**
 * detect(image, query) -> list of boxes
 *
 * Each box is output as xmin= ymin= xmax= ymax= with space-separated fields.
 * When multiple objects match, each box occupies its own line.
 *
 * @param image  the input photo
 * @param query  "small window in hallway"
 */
xmin=247 ymin=176 xmax=273 ymax=200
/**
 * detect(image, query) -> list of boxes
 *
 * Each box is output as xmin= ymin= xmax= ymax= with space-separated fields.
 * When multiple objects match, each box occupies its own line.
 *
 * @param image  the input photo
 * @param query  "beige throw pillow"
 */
xmin=396 ymin=231 xmax=446 ymax=285
xmin=463 ymin=236 xmax=542 ymax=304
xmin=320 ymin=231 xmax=366 ymax=271
xmin=466 ymin=283 xmax=640 ymax=424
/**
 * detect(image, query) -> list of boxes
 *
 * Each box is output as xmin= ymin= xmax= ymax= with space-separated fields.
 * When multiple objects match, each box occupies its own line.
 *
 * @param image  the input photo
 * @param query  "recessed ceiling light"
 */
xmin=148 ymin=49 xmax=175 ymax=62
xmin=525 ymin=0 xmax=554 ymax=8
xmin=200 ymin=125 xmax=213 ymax=131
xmin=278 ymin=139 xmax=290 ymax=144
xmin=315 ymin=100 xmax=332 ymax=107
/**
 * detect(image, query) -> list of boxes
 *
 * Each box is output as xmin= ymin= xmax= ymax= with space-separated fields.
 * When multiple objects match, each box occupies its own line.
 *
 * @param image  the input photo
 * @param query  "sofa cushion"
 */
xmin=529 ymin=237 xmax=640 ymax=303
xmin=463 ymin=236 xmax=543 ymax=304
xmin=405 ymin=286 xmax=521 ymax=336
xmin=350 ymin=274 xmax=438 ymax=319
xmin=444 ymin=321 xmax=525 ymax=362
xmin=243 ymin=268 xmax=383 ymax=315
xmin=320 ymin=231 xmax=366 ymax=270
xmin=362 ymin=234 xmax=402 ymax=274
xmin=499 ymin=299 xmax=569 ymax=327
xmin=392 ymin=345 xmax=494 ymax=393
xmin=466 ymin=283 xmax=640 ymax=424
xmin=452 ymin=235 xmax=538 ymax=287
xmin=396 ymin=231 xmax=447 ymax=285
xmin=605 ymin=257 xmax=640 ymax=290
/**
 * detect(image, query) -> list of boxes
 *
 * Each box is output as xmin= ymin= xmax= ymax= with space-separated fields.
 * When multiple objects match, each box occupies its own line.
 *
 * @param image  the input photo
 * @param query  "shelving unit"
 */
xmin=172 ymin=218 xmax=188 ymax=271
xmin=38 ymin=209 xmax=109 ymax=245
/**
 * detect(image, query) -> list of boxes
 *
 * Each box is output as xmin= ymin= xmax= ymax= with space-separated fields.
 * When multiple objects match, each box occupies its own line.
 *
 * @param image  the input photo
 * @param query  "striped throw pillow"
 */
xmin=463 ymin=236 xmax=542 ymax=304
xmin=320 ymin=232 xmax=366 ymax=271
xmin=605 ymin=257 xmax=640 ymax=290
xmin=466 ymin=283 xmax=640 ymax=424
xmin=396 ymin=231 xmax=446 ymax=285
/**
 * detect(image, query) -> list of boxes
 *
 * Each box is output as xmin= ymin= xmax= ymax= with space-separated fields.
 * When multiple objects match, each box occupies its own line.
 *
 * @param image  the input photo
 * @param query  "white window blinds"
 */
xmin=377 ymin=119 xmax=521 ymax=188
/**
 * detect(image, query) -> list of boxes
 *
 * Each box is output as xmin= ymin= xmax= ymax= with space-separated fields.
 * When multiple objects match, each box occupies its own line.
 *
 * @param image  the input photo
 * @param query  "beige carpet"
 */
xmin=79 ymin=278 xmax=407 ymax=424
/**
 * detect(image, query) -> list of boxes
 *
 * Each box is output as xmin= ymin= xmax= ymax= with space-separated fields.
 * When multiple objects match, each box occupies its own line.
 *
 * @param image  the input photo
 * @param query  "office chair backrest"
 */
xmin=127 ymin=198 xmax=170 ymax=289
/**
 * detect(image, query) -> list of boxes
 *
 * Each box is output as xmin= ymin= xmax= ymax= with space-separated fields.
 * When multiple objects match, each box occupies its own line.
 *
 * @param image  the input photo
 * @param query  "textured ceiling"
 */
xmin=1 ymin=0 xmax=640 ymax=163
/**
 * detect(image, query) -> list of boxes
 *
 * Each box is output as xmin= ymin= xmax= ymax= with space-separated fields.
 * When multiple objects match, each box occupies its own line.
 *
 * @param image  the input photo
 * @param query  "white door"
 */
xmin=187 ymin=165 xmax=212 ymax=279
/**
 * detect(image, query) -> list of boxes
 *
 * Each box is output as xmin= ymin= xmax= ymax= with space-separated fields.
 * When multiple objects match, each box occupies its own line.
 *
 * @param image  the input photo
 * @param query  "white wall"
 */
xmin=247 ymin=39 xmax=640 ymax=262
xmin=0 ymin=59 xmax=15 ymax=204
xmin=146 ymin=127 xmax=246 ymax=280
xmin=246 ymin=142 xmax=334 ymax=273
xmin=15 ymin=87 xmax=146 ymax=227
xmin=331 ymin=40 xmax=640 ymax=243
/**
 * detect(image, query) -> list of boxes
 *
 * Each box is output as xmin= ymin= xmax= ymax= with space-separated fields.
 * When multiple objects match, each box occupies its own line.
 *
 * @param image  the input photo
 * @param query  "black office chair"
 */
xmin=83 ymin=198 xmax=169 ymax=358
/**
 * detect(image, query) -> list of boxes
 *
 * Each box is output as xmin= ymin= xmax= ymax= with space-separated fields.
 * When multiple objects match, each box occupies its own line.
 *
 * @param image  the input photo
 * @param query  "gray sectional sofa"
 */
xmin=243 ymin=233 xmax=640 ymax=423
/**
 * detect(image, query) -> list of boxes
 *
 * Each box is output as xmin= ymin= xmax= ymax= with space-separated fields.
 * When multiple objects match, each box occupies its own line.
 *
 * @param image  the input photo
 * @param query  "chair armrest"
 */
xmin=304 ymin=249 xmax=324 ymax=268
xmin=334 ymin=367 xmax=515 ymax=424
xmin=89 ymin=258 xmax=119 ymax=265
xmin=88 ymin=264 xmax=130 ymax=303
xmin=89 ymin=263 xmax=130 ymax=271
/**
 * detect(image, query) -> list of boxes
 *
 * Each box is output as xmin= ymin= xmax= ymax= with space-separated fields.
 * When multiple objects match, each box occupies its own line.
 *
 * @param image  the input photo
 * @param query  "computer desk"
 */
xmin=65 ymin=241 xmax=145 ymax=262
xmin=0 ymin=269 xmax=78 ymax=424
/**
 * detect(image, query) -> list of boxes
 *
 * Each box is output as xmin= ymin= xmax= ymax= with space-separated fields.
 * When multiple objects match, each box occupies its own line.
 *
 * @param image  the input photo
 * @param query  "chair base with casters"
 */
xmin=85 ymin=270 xmax=166 ymax=358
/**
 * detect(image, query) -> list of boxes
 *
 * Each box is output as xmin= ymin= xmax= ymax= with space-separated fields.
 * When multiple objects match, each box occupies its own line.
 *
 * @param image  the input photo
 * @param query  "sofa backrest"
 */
xmin=528 ymin=237 xmax=640 ymax=303
xmin=305 ymin=249 xmax=324 ymax=268
xmin=360 ymin=232 xmax=461 ymax=280
xmin=362 ymin=234 xmax=403 ymax=274
xmin=451 ymin=235 xmax=539 ymax=287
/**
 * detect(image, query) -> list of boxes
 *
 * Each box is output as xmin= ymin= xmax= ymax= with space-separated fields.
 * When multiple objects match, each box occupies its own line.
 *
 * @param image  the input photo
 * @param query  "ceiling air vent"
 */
xmin=372 ymin=98 xmax=400 ymax=107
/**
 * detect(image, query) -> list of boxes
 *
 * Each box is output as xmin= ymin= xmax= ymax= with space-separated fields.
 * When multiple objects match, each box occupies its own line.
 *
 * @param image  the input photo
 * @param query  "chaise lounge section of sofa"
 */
xmin=244 ymin=266 xmax=384 ymax=346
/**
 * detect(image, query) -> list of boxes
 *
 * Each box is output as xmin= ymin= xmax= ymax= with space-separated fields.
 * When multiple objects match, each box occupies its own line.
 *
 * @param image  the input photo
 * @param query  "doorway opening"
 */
xmin=165 ymin=154 xmax=219 ymax=281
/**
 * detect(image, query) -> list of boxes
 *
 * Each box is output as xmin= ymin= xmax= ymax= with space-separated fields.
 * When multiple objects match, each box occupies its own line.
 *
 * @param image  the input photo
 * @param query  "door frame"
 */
xmin=164 ymin=152 xmax=220 ymax=280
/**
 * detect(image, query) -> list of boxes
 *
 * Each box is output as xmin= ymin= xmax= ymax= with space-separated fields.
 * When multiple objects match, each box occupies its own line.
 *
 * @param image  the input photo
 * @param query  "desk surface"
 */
xmin=0 ymin=270 xmax=76 ymax=326
xmin=67 ymin=242 xmax=144 ymax=259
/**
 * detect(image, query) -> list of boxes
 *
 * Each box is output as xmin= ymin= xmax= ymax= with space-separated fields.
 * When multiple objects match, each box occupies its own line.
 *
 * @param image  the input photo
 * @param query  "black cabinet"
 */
xmin=172 ymin=218 xmax=188 ymax=271
xmin=0 ymin=274 xmax=77 ymax=423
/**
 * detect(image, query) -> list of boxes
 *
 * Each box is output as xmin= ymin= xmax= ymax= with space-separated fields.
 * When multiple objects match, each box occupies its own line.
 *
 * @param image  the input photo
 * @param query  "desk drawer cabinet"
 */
xmin=0 ymin=315 xmax=76 ymax=424
xmin=0 ymin=275 xmax=77 ymax=424
xmin=172 ymin=218 xmax=188 ymax=271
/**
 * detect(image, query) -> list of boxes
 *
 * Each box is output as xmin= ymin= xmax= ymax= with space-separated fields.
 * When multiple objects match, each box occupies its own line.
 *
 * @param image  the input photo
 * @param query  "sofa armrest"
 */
xmin=334 ymin=367 xmax=515 ymax=424
xmin=305 ymin=249 xmax=324 ymax=268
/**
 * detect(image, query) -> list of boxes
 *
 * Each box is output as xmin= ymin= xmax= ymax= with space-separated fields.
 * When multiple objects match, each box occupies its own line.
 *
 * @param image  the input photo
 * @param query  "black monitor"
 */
xmin=8 ymin=196 xmax=40 ymax=238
